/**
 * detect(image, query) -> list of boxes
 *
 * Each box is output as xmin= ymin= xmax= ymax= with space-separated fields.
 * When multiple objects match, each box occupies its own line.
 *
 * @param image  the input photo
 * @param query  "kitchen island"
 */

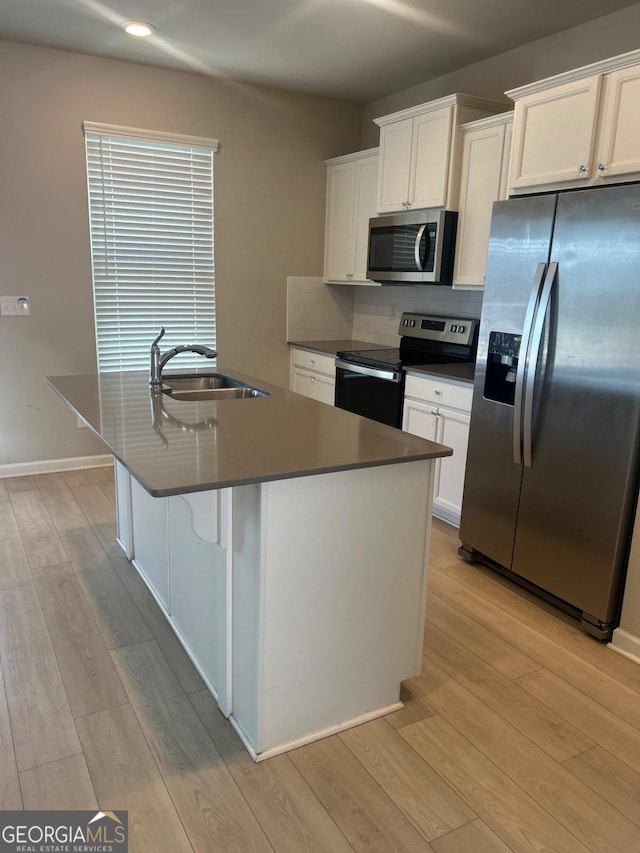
xmin=47 ymin=368 xmax=451 ymax=760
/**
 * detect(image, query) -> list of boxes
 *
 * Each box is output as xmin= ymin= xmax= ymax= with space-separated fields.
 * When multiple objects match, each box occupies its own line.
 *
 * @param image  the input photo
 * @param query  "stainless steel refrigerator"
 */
xmin=459 ymin=183 xmax=640 ymax=639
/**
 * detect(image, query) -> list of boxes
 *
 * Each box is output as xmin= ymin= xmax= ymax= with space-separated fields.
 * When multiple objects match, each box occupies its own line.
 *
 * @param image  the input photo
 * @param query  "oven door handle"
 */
xmin=335 ymin=360 xmax=403 ymax=383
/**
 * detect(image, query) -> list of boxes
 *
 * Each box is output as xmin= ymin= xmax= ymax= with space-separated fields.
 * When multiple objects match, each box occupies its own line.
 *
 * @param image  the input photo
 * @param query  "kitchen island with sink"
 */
xmin=47 ymin=368 xmax=451 ymax=760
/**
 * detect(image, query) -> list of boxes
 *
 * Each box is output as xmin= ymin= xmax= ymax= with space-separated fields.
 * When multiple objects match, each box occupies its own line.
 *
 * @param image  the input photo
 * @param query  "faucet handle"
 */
xmin=151 ymin=327 xmax=166 ymax=349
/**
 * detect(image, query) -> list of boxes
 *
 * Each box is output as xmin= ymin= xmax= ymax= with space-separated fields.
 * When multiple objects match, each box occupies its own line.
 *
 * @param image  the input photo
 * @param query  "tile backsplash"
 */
xmin=286 ymin=276 xmax=353 ymax=341
xmin=353 ymin=285 xmax=483 ymax=346
xmin=287 ymin=277 xmax=483 ymax=345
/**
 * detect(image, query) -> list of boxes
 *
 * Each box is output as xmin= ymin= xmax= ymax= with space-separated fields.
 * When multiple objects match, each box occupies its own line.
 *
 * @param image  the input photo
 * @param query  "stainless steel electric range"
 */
xmin=334 ymin=313 xmax=479 ymax=428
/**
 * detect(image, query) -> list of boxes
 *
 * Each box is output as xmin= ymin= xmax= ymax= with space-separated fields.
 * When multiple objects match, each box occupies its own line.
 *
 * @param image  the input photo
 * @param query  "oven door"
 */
xmin=334 ymin=360 xmax=404 ymax=428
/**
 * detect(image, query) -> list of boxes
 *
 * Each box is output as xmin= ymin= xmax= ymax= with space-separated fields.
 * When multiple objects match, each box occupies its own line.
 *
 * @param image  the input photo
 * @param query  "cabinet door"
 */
xmin=114 ymin=459 xmax=133 ymax=558
xmin=324 ymin=162 xmax=356 ymax=281
xmin=410 ymin=107 xmax=452 ymax=209
xmin=434 ymin=408 xmax=470 ymax=525
xmin=402 ymin=398 xmax=439 ymax=442
xmin=352 ymin=156 xmax=379 ymax=282
xmin=291 ymin=366 xmax=319 ymax=400
xmin=453 ymin=121 xmax=509 ymax=289
xmin=291 ymin=366 xmax=334 ymax=405
xmin=314 ymin=373 xmax=335 ymax=406
xmin=596 ymin=64 xmax=640 ymax=181
xmin=509 ymin=75 xmax=602 ymax=192
xmin=377 ymin=118 xmax=413 ymax=212
xmin=130 ymin=477 xmax=169 ymax=611
xmin=169 ymin=493 xmax=230 ymax=711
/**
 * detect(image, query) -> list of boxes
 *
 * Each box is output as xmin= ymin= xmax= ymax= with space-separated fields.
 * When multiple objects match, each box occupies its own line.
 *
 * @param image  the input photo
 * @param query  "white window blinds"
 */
xmin=83 ymin=122 xmax=219 ymax=372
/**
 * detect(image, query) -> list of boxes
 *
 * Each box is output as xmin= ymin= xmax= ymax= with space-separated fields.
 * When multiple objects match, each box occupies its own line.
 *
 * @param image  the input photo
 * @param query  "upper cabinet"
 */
xmin=374 ymin=94 xmax=507 ymax=214
xmin=507 ymin=49 xmax=640 ymax=194
xmin=452 ymin=112 xmax=513 ymax=290
xmin=324 ymin=148 xmax=379 ymax=285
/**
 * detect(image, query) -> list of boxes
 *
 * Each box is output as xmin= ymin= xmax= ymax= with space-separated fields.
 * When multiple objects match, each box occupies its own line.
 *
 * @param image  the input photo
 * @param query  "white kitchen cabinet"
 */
xmin=374 ymin=94 xmax=507 ymax=214
xmin=124 ymin=477 xmax=232 ymax=712
xmin=289 ymin=347 xmax=335 ymax=405
xmin=169 ymin=491 xmax=231 ymax=713
xmin=595 ymin=63 xmax=640 ymax=182
xmin=114 ymin=459 xmax=133 ymax=559
xmin=324 ymin=148 xmax=379 ymax=285
xmin=403 ymin=373 xmax=473 ymax=526
xmin=118 ymin=455 xmax=437 ymax=761
xmin=452 ymin=112 xmax=513 ymax=290
xmin=130 ymin=476 xmax=170 ymax=610
xmin=507 ymin=49 xmax=640 ymax=193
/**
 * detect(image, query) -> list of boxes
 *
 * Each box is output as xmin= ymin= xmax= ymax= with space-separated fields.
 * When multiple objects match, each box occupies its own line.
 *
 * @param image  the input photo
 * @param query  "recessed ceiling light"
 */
xmin=122 ymin=21 xmax=156 ymax=37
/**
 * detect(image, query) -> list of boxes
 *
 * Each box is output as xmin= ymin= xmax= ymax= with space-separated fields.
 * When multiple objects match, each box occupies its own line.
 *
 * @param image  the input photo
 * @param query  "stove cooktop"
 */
xmin=338 ymin=313 xmax=479 ymax=372
xmin=337 ymin=347 xmax=472 ymax=370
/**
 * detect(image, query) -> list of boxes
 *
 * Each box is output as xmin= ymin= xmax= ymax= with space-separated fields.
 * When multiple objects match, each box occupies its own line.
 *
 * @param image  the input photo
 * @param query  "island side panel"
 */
xmin=114 ymin=459 xmax=133 ymax=559
xmin=231 ymin=482 xmax=263 ymax=752
xmin=231 ymin=460 xmax=435 ymax=760
xmin=169 ymin=493 xmax=230 ymax=712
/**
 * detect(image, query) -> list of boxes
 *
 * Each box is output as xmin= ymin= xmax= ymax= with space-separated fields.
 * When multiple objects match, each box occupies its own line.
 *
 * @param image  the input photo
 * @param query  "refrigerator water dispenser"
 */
xmin=484 ymin=331 xmax=521 ymax=405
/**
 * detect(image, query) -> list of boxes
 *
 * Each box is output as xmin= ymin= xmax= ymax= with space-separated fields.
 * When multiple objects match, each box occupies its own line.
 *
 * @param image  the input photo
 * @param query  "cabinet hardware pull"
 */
xmin=597 ymin=163 xmax=607 ymax=174
xmin=578 ymin=164 xmax=588 ymax=175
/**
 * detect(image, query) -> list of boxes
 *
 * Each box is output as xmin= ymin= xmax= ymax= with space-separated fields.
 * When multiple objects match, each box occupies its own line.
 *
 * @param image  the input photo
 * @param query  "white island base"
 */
xmin=116 ymin=459 xmax=434 ymax=761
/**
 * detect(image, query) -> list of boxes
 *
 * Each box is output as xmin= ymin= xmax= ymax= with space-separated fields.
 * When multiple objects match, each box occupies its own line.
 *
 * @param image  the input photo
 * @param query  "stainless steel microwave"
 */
xmin=367 ymin=208 xmax=458 ymax=285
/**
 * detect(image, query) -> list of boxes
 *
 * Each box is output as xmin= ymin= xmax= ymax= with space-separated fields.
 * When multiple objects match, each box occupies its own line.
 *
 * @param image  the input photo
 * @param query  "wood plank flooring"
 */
xmin=1 ymin=466 xmax=640 ymax=851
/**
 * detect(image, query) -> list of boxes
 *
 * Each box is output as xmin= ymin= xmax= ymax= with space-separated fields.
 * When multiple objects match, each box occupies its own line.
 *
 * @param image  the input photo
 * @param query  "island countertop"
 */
xmin=47 ymin=369 xmax=451 ymax=496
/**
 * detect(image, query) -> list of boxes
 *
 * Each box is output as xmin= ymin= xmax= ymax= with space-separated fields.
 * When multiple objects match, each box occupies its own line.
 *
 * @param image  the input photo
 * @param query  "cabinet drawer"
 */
xmin=404 ymin=374 xmax=473 ymax=412
xmin=290 ymin=348 xmax=335 ymax=376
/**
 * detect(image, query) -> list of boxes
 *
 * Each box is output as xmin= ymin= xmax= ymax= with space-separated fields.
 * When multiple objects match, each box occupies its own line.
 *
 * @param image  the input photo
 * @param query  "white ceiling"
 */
xmin=0 ymin=0 xmax=637 ymax=102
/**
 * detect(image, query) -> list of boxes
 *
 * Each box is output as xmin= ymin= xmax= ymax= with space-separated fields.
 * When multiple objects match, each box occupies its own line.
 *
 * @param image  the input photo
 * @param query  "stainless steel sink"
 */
xmin=162 ymin=373 xmax=270 ymax=400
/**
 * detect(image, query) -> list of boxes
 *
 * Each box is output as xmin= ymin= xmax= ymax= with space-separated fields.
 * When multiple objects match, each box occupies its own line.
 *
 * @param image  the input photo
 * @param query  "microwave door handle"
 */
xmin=414 ymin=224 xmax=427 ymax=271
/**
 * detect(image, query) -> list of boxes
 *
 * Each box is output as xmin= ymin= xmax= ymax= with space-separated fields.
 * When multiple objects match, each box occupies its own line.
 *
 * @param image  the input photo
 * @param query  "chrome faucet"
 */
xmin=149 ymin=327 xmax=218 ymax=389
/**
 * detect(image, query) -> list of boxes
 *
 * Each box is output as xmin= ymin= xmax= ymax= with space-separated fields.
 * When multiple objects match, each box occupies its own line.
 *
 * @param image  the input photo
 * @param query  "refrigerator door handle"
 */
xmin=513 ymin=262 xmax=547 ymax=465
xmin=522 ymin=261 xmax=558 ymax=468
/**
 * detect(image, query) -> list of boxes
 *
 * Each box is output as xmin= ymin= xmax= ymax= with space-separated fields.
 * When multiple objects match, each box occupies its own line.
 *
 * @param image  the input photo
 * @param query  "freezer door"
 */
xmin=511 ymin=184 xmax=640 ymax=626
xmin=459 ymin=194 xmax=557 ymax=568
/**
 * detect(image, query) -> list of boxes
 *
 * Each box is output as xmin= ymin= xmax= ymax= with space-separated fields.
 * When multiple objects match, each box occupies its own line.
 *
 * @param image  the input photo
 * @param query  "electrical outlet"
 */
xmin=1 ymin=296 xmax=30 ymax=316
xmin=389 ymin=304 xmax=396 ymax=320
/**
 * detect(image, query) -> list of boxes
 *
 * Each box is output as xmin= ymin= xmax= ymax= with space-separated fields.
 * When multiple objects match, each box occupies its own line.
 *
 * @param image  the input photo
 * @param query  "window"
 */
xmin=83 ymin=122 xmax=218 ymax=372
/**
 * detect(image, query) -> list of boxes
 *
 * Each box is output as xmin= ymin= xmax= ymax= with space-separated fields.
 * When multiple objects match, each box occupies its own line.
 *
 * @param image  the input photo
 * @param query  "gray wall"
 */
xmin=0 ymin=40 xmax=362 ymax=465
xmin=360 ymin=2 xmax=640 ymax=147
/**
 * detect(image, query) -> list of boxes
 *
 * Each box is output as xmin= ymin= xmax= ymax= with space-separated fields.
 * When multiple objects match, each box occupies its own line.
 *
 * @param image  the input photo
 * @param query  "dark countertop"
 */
xmin=288 ymin=339 xmax=388 ymax=356
xmin=47 ymin=368 xmax=451 ymax=497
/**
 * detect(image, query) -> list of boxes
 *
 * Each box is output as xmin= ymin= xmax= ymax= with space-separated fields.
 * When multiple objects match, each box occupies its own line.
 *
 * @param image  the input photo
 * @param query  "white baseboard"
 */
xmin=0 ymin=454 xmax=112 ymax=479
xmin=609 ymin=627 xmax=640 ymax=666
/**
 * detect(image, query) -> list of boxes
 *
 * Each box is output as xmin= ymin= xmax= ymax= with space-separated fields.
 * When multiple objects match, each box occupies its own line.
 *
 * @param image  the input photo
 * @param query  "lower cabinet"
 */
xmin=403 ymin=374 xmax=472 ymax=526
xmin=118 ymin=463 xmax=231 ymax=713
xmin=169 ymin=492 xmax=230 ymax=714
xmin=129 ymin=476 xmax=170 ymax=610
xmin=114 ymin=457 xmax=435 ymax=761
xmin=289 ymin=347 xmax=335 ymax=405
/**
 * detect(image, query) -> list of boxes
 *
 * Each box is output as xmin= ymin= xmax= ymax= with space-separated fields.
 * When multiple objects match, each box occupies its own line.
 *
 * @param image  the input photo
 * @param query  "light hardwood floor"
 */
xmin=1 ymin=467 xmax=640 ymax=851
